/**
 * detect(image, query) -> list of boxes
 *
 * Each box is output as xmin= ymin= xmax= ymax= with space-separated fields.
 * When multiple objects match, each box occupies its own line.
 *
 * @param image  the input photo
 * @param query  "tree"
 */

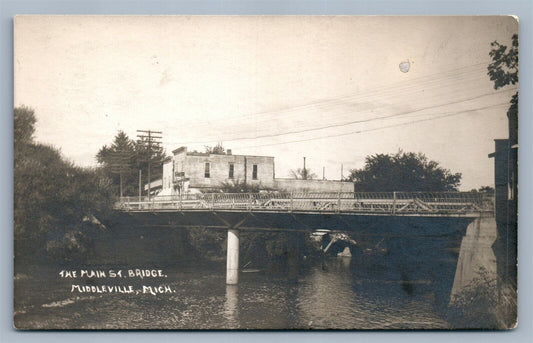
xmin=470 ymin=186 xmax=495 ymax=194
xmin=487 ymin=34 xmax=518 ymax=145
xmin=96 ymin=131 xmax=135 ymax=165
xmin=347 ymin=151 xmax=461 ymax=192
xmin=289 ymin=168 xmax=317 ymax=180
xmin=204 ymin=142 xmax=225 ymax=154
xmin=14 ymin=106 xmax=36 ymax=147
xmin=488 ymin=34 xmax=518 ymax=90
xmin=14 ymin=106 xmax=115 ymax=262
xmin=219 ymin=180 xmax=263 ymax=193
xmin=96 ymin=131 xmax=167 ymax=196
xmin=97 ymin=131 xmax=137 ymax=196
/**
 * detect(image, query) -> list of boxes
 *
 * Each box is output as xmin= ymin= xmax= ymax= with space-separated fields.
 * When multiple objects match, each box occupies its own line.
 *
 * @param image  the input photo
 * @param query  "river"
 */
xmin=14 ymin=257 xmax=451 ymax=330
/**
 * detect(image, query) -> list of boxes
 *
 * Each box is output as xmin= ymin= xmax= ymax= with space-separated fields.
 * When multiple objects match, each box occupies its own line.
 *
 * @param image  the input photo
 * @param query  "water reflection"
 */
xmin=297 ymin=259 xmax=359 ymax=328
xmin=339 ymin=255 xmax=351 ymax=268
xmin=224 ymin=285 xmax=239 ymax=328
xmin=15 ymin=258 xmax=452 ymax=329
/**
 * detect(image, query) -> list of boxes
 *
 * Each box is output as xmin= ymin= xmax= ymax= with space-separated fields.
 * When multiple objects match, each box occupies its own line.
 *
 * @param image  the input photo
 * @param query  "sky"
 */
xmin=14 ymin=15 xmax=518 ymax=190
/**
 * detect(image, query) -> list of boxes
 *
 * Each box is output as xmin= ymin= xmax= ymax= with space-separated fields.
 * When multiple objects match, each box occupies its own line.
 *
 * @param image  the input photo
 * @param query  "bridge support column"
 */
xmin=226 ymin=229 xmax=240 ymax=285
xmin=450 ymin=217 xmax=498 ymax=302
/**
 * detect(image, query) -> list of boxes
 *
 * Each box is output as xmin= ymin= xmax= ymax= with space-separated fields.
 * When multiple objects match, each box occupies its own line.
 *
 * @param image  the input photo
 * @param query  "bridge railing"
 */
xmin=116 ymin=191 xmax=494 ymax=215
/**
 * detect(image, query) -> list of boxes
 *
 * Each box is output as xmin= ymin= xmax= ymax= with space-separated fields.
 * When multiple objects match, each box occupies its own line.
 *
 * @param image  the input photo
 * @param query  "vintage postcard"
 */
xmin=13 ymin=15 xmax=517 ymax=329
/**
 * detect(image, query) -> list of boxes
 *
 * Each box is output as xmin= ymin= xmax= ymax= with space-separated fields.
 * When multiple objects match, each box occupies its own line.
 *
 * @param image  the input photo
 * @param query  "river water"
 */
xmin=14 ymin=257 xmax=451 ymax=330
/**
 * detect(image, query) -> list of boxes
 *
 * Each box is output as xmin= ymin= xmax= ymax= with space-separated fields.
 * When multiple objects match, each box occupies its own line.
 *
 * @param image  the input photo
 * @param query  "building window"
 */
xmin=229 ymin=163 xmax=234 ymax=179
xmin=252 ymin=164 xmax=258 ymax=180
xmin=204 ymin=162 xmax=210 ymax=178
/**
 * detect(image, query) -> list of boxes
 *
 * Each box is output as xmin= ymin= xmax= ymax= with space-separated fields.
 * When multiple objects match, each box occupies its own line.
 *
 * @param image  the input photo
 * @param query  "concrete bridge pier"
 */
xmin=226 ymin=229 xmax=240 ymax=285
xmin=450 ymin=216 xmax=498 ymax=301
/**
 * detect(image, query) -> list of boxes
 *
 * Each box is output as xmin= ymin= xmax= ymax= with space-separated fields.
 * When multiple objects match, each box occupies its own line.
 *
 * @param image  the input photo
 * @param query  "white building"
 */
xmin=160 ymin=146 xmax=353 ymax=194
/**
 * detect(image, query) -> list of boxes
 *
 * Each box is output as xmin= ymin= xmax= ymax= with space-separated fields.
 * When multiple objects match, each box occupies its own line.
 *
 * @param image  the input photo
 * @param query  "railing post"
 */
xmin=290 ymin=192 xmax=294 ymax=212
xmin=212 ymin=193 xmax=215 ymax=210
xmin=337 ymin=192 xmax=341 ymax=213
xmin=179 ymin=191 xmax=182 ymax=210
xmin=393 ymin=191 xmax=397 ymax=215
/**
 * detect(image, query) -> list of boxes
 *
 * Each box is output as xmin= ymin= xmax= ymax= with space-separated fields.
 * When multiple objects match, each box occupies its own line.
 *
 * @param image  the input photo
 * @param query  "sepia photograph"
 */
xmin=13 ymin=15 xmax=518 ymax=330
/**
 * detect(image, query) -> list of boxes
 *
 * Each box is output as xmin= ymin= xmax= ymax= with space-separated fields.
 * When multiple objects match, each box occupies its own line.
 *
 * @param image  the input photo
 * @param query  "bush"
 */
xmin=446 ymin=268 xmax=508 ymax=329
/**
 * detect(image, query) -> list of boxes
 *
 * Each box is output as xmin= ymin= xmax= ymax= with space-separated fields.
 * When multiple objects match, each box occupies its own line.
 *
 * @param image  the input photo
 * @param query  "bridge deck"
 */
xmin=116 ymin=192 xmax=493 ymax=218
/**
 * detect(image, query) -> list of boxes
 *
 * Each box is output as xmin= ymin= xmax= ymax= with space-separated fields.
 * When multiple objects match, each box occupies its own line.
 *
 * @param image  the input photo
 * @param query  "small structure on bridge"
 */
xmin=143 ymin=179 xmax=163 ymax=195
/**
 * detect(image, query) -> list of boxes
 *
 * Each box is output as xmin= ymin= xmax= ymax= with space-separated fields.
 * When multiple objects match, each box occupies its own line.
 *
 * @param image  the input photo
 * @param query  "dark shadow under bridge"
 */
xmin=110 ymin=192 xmax=494 ymax=291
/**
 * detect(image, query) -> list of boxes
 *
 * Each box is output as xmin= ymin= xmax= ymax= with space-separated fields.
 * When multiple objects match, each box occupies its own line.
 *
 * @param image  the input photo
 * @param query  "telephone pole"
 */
xmin=303 ymin=157 xmax=307 ymax=180
xmin=137 ymin=130 xmax=162 ymax=199
xmin=108 ymin=151 xmax=134 ymax=198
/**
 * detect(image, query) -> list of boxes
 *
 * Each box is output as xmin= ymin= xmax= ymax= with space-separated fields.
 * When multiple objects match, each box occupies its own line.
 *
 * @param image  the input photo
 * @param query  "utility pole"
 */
xmin=108 ymin=151 xmax=134 ymax=198
xmin=323 ymin=166 xmax=325 ymax=180
xmin=138 ymin=169 xmax=142 ymax=201
xmin=303 ymin=157 xmax=307 ymax=180
xmin=137 ymin=130 xmax=162 ymax=200
xmin=341 ymin=164 xmax=343 ymax=181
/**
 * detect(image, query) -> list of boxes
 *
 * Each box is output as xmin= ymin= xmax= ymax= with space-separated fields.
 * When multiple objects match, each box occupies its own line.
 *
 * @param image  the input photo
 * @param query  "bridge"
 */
xmin=117 ymin=191 xmax=491 ymax=217
xmin=114 ymin=191 xmax=494 ymax=286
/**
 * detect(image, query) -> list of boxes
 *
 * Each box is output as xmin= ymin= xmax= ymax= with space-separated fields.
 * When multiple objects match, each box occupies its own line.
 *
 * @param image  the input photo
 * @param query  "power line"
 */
xmin=193 ymin=87 xmax=516 ymax=143
xmin=166 ymin=74 xmax=506 ymax=145
xmin=232 ymin=102 xmax=511 ymax=150
xmin=169 ymin=87 xmax=516 ymax=145
xmin=170 ymin=63 xmax=491 ymax=131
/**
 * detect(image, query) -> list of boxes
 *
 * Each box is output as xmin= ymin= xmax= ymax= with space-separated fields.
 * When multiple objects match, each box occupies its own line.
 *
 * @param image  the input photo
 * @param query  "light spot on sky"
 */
xmin=399 ymin=60 xmax=410 ymax=73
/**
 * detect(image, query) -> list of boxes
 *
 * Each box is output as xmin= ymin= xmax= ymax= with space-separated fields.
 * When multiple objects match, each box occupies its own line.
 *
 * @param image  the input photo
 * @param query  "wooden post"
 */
xmin=393 ymin=191 xmax=397 ymax=215
xmin=226 ymin=229 xmax=239 ymax=285
xmin=138 ymin=169 xmax=142 ymax=202
xmin=290 ymin=192 xmax=294 ymax=212
xmin=324 ymin=236 xmax=337 ymax=253
xmin=119 ymin=173 xmax=123 ymax=199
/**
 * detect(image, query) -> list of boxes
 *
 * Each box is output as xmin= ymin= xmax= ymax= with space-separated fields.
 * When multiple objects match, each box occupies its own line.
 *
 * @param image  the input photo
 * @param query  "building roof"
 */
xmin=171 ymin=146 xmax=274 ymax=159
